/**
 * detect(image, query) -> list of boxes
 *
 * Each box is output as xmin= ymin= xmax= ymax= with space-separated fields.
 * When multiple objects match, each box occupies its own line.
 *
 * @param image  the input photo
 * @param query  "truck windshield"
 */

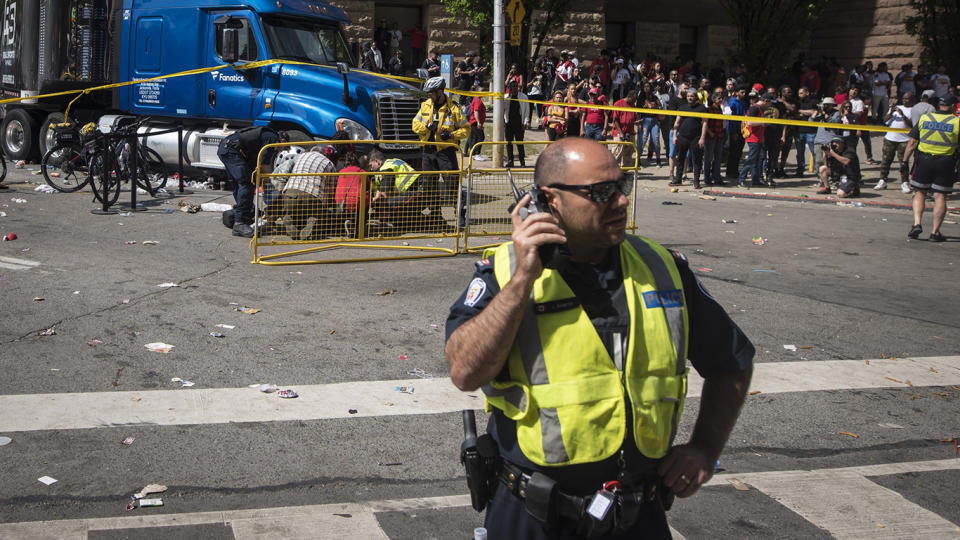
xmin=261 ymin=16 xmax=354 ymax=67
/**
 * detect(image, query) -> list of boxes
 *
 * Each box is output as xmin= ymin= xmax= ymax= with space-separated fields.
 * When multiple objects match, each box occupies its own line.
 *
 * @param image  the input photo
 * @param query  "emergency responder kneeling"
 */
xmin=217 ymin=126 xmax=288 ymax=238
xmin=904 ymin=95 xmax=960 ymax=242
xmin=446 ymin=137 xmax=755 ymax=539
xmin=366 ymin=149 xmax=429 ymax=232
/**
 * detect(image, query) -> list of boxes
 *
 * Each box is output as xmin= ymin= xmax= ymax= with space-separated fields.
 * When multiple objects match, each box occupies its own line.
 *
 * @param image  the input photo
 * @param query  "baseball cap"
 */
xmin=761 ymin=92 xmax=775 ymax=101
xmin=466 ymin=50 xmax=477 ymax=57
xmin=752 ymin=83 xmax=765 ymax=93
xmin=821 ymin=97 xmax=836 ymax=105
xmin=941 ymin=95 xmax=958 ymax=106
xmin=922 ymin=89 xmax=935 ymax=98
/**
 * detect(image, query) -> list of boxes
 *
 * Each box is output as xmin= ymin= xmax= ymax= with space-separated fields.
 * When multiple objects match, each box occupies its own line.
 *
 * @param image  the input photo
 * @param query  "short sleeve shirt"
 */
xmin=676 ymin=103 xmax=706 ymax=139
xmin=445 ymin=243 xmax=755 ymax=491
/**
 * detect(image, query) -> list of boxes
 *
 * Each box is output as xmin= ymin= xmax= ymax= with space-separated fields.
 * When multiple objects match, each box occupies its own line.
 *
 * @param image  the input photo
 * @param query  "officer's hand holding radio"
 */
xmin=510 ymin=192 xmax=566 ymax=280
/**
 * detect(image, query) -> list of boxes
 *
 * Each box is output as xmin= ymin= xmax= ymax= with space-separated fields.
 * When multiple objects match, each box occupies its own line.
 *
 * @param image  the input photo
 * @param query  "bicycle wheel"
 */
xmin=138 ymin=146 xmax=168 ymax=192
xmin=89 ymin=152 xmax=121 ymax=206
xmin=42 ymin=143 xmax=90 ymax=192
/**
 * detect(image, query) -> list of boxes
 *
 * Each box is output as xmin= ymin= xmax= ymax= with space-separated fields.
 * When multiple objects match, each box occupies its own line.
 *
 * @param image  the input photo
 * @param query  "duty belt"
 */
xmin=498 ymin=460 xmax=670 ymax=538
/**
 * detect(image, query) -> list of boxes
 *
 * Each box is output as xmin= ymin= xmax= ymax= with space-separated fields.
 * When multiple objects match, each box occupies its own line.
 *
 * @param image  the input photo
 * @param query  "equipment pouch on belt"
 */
xmin=523 ymin=472 xmax=558 ymax=525
xmin=461 ymin=410 xmax=498 ymax=512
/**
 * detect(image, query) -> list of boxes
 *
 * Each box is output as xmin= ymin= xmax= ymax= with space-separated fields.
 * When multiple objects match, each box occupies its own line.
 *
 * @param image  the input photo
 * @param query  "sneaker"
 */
xmin=901 ymin=182 xmax=912 ymax=194
xmin=929 ymin=231 xmax=945 ymax=242
xmin=473 ymin=154 xmax=489 ymax=161
xmin=668 ymin=181 xmax=681 ymax=186
xmin=817 ymin=186 xmax=831 ymax=194
xmin=874 ymin=179 xmax=887 ymax=190
xmin=907 ymin=224 xmax=922 ymax=239
xmin=232 ymin=223 xmax=254 ymax=238
xmin=299 ymin=217 xmax=317 ymax=241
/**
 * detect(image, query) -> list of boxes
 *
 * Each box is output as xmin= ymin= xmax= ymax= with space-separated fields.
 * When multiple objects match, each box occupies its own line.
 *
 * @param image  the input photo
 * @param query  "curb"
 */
xmin=702 ymin=189 xmax=960 ymax=212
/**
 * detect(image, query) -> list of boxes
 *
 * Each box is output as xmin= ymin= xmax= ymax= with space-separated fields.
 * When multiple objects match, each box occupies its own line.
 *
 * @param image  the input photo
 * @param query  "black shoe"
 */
xmin=751 ymin=181 xmax=764 ymax=187
xmin=668 ymin=180 xmax=681 ymax=186
xmin=907 ymin=224 xmax=922 ymax=239
xmin=768 ymin=180 xmax=777 ymax=188
xmin=715 ymin=179 xmax=727 ymax=186
xmin=506 ymin=161 xmax=515 ymax=168
xmin=232 ymin=223 xmax=254 ymax=238
xmin=929 ymin=232 xmax=946 ymax=242
xmin=222 ymin=210 xmax=236 ymax=229
xmin=693 ymin=182 xmax=701 ymax=189
xmin=520 ymin=160 xmax=526 ymax=168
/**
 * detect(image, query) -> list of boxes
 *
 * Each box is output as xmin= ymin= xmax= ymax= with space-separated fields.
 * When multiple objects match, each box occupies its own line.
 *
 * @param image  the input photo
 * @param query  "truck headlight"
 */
xmin=335 ymin=118 xmax=373 ymax=141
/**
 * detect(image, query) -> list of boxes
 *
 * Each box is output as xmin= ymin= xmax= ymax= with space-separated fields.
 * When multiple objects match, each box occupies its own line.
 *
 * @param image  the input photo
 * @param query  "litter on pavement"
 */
xmin=215 ymin=324 xmax=235 ymax=329
xmin=142 ymin=240 xmax=159 ymax=245
xmin=38 ymin=326 xmax=56 ymax=336
xmin=134 ymin=484 xmax=167 ymax=499
xmin=277 ymin=389 xmax=298 ymax=399
xmin=234 ymin=306 xmax=260 ymax=314
xmin=38 ymin=476 xmax=57 ymax=485
xmin=837 ymin=431 xmax=859 ymax=438
xmin=209 ymin=332 xmax=225 ymax=338
xmin=727 ymin=478 xmax=750 ymax=491
xmin=157 ymin=282 xmax=179 ymax=288
xmin=395 ymin=386 xmax=415 ymax=394
xmin=33 ymin=297 xmax=43 ymax=301
xmin=34 ymin=184 xmax=57 ymax=193
xmin=200 ymin=202 xmax=233 ymax=212
xmin=144 ymin=342 xmax=174 ymax=353
xmin=377 ymin=289 xmax=397 ymax=296
xmin=783 ymin=345 xmax=797 ymax=352
xmin=250 ymin=383 xmax=278 ymax=393
xmin=171 ymin=377 xmax=194 ymax=387
xmin=11 ymin=198 xmax=26 ymax=203
xmin=661 ymin=201 xmax=682 ymax=205
xmin=751 ymin=236 xmax=766 ymax=246
xmin=3 ymin=233 xmax=17 ymax=241
xmin=721 ymin=219 xmax=737 ymax=224
xmin=122 ymin=437 xmax=135 ymax=445
xmin=0 ymin=436 xmax=11 ymax=446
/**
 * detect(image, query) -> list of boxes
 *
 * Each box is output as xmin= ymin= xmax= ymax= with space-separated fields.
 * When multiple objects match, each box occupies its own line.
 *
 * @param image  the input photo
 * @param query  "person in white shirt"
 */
xmin=876 ymin=92 xmax=914 ymax=190
xmin=930 ymin=65 xmax=951 ymax=99
xmin=871 ymin=62 xmax=892 ymax=123
xmin=610 ymin=58 xmax=631 ymax=102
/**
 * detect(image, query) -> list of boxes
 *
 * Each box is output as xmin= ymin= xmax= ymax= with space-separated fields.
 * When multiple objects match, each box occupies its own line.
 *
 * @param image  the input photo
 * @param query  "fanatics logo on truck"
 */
xmin=210 ymin=71 xmax=245 ymax=83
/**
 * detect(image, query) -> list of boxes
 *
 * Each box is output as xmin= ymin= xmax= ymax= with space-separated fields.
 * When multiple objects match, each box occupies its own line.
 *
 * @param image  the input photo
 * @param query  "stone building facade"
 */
xmin=329 ymin=0 xmax=922 ymax=79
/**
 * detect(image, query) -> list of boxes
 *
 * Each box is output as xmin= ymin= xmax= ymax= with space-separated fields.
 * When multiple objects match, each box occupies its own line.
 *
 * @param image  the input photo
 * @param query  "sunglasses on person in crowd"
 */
xmin=547 ymin=175 xmax=633 ymax=203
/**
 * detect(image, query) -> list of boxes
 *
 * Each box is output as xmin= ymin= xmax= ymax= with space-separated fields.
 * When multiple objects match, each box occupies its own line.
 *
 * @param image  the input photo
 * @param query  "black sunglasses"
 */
xmin=547 ymin=175 xmax=633 ymax=203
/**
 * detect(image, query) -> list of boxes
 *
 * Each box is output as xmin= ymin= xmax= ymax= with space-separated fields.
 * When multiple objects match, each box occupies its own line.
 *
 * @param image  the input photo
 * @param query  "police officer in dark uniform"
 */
xmin=446 ymin=138 xmax=754 ymax=539
xmin=217 ymin=126 xmax=287 ymax=237
xmin=903 ymin=95 xmax=960 ymax=242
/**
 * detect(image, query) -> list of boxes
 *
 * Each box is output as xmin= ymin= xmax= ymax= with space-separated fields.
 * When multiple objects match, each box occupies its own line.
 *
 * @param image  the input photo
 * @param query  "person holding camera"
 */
xmin=817 ymin=137 xmax=861 ymax=197
xmin=446 ymin=137 xmax=753 ymax=539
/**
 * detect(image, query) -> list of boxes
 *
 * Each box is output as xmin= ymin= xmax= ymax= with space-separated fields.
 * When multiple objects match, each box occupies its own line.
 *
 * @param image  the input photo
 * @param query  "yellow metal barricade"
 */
xmin=251 ymin=140 xmax=463 ymax=265
xmin=461 ymin=140 xmax=639 ymax=254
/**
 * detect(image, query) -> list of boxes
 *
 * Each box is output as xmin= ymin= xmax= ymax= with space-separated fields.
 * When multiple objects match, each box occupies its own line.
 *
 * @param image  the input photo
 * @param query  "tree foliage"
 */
xmin=440 ymin=0 xmax=571 ymax=71
xmin=904 ymin=0 xmax=960 ymax=76
xmin=719 ymin=0 xmax=832 ymax=80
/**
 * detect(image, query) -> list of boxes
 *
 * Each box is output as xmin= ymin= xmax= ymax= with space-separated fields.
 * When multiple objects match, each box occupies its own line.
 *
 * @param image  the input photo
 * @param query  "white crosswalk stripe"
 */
xmin=2 ymin=357 xmax=957 ymax=433
xmin=0 ymin=255 xmax=41 ymax=271
xmin=1 ymin=357 xmax=958 ymax=538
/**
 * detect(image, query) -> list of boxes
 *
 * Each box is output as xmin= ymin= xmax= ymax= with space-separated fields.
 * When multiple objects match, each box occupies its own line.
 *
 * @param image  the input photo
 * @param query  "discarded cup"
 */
xmin=145 ymin=342 xmax=174 ymax=353
xmin=3 ymin=233 xmax=17 ymax=241
xmin=278 ymin=389 xmax=298 ymax=399
xmin=122 ymin=436 xmax=135 ymax=446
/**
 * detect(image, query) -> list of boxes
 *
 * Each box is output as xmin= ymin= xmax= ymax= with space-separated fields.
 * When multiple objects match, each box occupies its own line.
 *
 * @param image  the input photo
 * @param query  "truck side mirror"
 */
xmin=336 ymin=62 xmax=350 ymax=75
xmin=221 ymin=28 xmax=240 ymax=64
xmin=417 ymin=68 xmax=429 ymax=79
xmin=337 ymin=63 xmax=352 ymax=106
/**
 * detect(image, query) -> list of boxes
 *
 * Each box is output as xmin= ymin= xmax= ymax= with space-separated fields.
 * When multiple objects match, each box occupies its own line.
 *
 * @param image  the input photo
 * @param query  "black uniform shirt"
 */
xmin=445 ymin=243 xmax=754 ymax=493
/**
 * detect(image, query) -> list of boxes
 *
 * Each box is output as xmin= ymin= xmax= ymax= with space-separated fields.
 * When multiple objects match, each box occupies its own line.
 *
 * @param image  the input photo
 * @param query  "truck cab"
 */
xmin=0 ymin=0 xmax=423 ymax=169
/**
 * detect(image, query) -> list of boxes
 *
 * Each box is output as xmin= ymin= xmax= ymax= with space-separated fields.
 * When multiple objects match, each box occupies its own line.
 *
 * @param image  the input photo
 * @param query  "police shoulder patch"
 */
xmin=464 ymin=277 xmax=487 ymax=307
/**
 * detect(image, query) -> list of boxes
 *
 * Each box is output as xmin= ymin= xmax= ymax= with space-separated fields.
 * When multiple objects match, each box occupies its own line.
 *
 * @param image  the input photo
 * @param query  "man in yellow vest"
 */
xmin=366 ymin=149 xmax=428 ymax=231
xmin=445 ymin=137 xmax=754 ymax=538
xmin=903 ymin=95 xmax=960 ymax=242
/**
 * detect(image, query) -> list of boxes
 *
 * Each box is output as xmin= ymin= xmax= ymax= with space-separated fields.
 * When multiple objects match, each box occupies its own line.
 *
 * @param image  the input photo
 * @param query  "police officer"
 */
xmin=217 ymin=126 xmax=287 ymax=238
xmin=903 ymin=95 xmax=959 ymax=242
xmin=411 ymin=77 xmax=470 ymax=225
xmin=366 ymin=149 xmax=424 ymax=231
xmin=446 ymin=137 xmax=754 ymax=539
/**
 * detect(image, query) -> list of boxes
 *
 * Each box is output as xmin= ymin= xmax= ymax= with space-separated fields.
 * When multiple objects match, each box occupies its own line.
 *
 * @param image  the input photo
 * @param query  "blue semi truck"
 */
xmin=0 ymin=0 xmax=422 ymax=171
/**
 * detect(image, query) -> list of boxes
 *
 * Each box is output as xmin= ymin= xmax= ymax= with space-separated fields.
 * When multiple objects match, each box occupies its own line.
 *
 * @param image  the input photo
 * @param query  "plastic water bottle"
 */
xmin=474 ymin=527 xmax=488 ymax=540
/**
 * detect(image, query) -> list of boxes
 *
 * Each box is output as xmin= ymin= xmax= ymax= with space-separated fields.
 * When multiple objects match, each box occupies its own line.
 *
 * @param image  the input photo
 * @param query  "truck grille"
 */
xmin=374 ymin=91 xmax=423 ymax=150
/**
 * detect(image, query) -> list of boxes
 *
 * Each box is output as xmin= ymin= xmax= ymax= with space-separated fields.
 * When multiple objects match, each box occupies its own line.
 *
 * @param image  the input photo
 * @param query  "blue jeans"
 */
xmin=739 ymin=142 xmax=763 ymax=184
xmin=584 ymin=123 xmax=604 ymax=141
xmin=795 ymin=132 xmax=817 ymax=173
xmin=219 ymin=147 xmax=255 ymax=225
xmin=640 ymin=118 xmax=660 ymax=160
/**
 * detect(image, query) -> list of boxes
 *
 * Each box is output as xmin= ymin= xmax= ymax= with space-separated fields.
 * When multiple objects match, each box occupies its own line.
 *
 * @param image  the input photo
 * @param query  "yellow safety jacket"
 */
xmin=378 ymin=158 xmax=420 ymax=193
xmin=412 ymin=96 xmax=470 ymax=150
xmin=917 ymin=112 xmax=960 ymax=156
xmin=482 ymin=236 xmax=689 ymax=467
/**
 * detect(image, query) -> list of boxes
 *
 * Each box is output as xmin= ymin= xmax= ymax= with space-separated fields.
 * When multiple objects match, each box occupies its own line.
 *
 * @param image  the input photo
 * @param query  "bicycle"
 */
xmin=42 ymin=122 xmax=93 ymax=193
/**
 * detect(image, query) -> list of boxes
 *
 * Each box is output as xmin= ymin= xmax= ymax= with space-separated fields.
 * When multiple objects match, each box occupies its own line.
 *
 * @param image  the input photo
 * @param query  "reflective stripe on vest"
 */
xmin=380 ymin=158 xmax=420 ymax=192
xmin=918 ymin=112 xmax=960 ymax=155
xmin=481 ymin=237 xmax=689 ymax=466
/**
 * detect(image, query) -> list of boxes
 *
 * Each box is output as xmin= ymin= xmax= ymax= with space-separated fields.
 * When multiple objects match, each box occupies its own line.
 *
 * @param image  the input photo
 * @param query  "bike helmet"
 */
xmin=424 ymin=76 xmax=446 ymax=92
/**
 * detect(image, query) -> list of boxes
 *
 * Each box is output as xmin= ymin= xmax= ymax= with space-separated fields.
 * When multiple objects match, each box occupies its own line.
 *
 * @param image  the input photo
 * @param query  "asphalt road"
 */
xmin=0 ymin=158 xmax=958 ymax=539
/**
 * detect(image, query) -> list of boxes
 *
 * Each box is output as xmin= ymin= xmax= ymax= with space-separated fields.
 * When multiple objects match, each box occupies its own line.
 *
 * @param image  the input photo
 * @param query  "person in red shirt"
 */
xmin=405 ymin=23 xmax=427 ymax=71
xmin=334 ymin=150 xmax=370 ymax=219
xmin=738 ymin=93 xmax=770 ymax=187
xmin=590 ymin=50 xmax=611 ymax=92
xmin=582 ymin=87 xmax=608 ymax=140
xmin=800 ymin=64 xmax=821 ymax=97
xmin=463 ymin=84 xmax=487 ymax=161
xmin=610 ymin=90 xmax=639 ymax=167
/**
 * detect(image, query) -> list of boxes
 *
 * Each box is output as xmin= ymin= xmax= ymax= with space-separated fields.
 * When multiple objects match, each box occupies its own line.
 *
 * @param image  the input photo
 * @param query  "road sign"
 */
xmin=507 ymin=0 xmax=525 ymax=24
xmin=510 ymin=23 xmax=522 ymax=46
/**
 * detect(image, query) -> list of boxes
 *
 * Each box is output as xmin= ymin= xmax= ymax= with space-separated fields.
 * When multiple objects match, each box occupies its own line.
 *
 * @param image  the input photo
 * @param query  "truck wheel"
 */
xmin=2 ymin=109 xmax=39 ymax=161
xmin=39 ymin=112 xmax=66 ymax=157
xmin=285 ymin=129 xmax=311 ymax=143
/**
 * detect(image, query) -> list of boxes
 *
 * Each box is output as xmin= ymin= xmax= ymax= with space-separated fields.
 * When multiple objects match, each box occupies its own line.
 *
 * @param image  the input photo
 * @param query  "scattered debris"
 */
xmin=38 ymin=326 xmax=56 ymax=336
xmin=33 ymin=297 xmax=43 ymax=302
xmin=378 ymin=462 xmax=403 ymax=467
xmin=34 ymin=184 xmax=57 ymax=193
xmin=698 ymin=195 xmax=716 ymax=200
xmin=15 ymin=160 xmax=25 ymax=168
xmin=877 ymin=423 xmax=904 ymax=429
xmin=751 ymin=236 xmax=766 ymax=246
xmin=112 ymin=367 xmax=124 ymax=388
xmin=37 ymin=476 xmax=57 ymax=485
xmin=697 ymin=267 xmax=712 ymax=272
xmin=721 ymin=219 xmax=737 ymax=224
xmin=200 ymin=202 xmax=233 ymax=212
xmin=932 ymin=391 xmax=949 ymax=397
xmin=329 ymin=329 xmax=336 ymax=334
xmin=0 ymin=436 xmax=11 ymax=446
xmin=234 ymin=306 xmax=260 ymax=314
xmin=395 ymin=386 xmax=415 ymax=394
xmin=407 ymin=368 xmax=434 ymax=379
xmin=277 ymin=389 xmax=298 ymax=399
xmin=910 ymin=395 xmax=923 ymax=400
xmin=122 ymin=437 xmax=135 ymax=446
xmin=783 ymin=345 xmax=797 ymax=352
xmin=885 ymin=377 xmax=903 ymax=384
xmin=209 ymin=332 xmax=225 ymax=338
xmin=398 ymin=354 xmax=407 ymax=361
xmin=215 ymin=324 xmax=235 ymax=329
xmin=661 ymin=201 xmax=682 ymax=205
xmin=3 ymin=233 xmax=17 ymax=241
xmin=137 ymin=498 xmax=164 ymax=508
xmin=171 ymin=377 xmax=194 ymax=387
xmin=348 ymin=409 xmax=358 ymax=414
xmin=929 ymin=367 xmax=938 ymax=373
xmin=125 ymin=241 xmax=137 ymax=245
xmin=727 ymin=478 xmax=750 ymax=491
xmin=376 ymin=289 xmax=397 ymax=296
xmin=144 ymin=342 xmax=174 ymax=353
xmin=142 ymin=240 xmax=159 ymax=245
xmin=11 ymin=198 xmax=26 ymax=203
xmin=251 ymin=383 xmax=278 ymax=393
xmin=178 ymin=201 xmax=201 ymax=213
xmin=837 ymin=431 xmax=859 ymax=438
xmin=806 ymin=246 xmax=820 ymax=250
xmin=748 ymin=390 xmax=761 ymax=395
xmin=157 ymin=282 xmax=179 ymax=288
xmin=754 ymin=269 xmax=776 ymax=273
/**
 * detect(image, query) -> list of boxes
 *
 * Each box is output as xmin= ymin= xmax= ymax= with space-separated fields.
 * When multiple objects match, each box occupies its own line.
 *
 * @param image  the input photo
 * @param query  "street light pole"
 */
xmin=492 ymin=0 xmax=505 ymax=167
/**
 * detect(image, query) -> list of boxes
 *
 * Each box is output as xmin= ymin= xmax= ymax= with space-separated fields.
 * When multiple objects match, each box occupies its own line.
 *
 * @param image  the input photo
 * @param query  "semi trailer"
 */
xmin=0 ymin=0 xmax=423 ymax=171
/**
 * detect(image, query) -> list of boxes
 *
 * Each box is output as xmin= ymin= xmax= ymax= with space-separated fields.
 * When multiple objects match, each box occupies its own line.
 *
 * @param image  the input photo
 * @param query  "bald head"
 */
xmin=534 ymin=137 xmax=617 ymax=186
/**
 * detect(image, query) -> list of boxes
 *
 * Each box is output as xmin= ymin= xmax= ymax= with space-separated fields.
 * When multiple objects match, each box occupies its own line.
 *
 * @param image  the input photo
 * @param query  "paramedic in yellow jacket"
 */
xmin=445 ymin=137 xmax=754 ymax=538
xmin=412 ymin=77 xmax=470 ymax=222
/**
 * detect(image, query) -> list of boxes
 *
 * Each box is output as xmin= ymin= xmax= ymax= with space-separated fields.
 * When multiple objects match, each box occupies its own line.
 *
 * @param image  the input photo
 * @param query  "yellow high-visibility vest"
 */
xmin=482 ymin=236 xmax=689 ymax=466
xmin=917 ymin=112 xmax=960 ymax=156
